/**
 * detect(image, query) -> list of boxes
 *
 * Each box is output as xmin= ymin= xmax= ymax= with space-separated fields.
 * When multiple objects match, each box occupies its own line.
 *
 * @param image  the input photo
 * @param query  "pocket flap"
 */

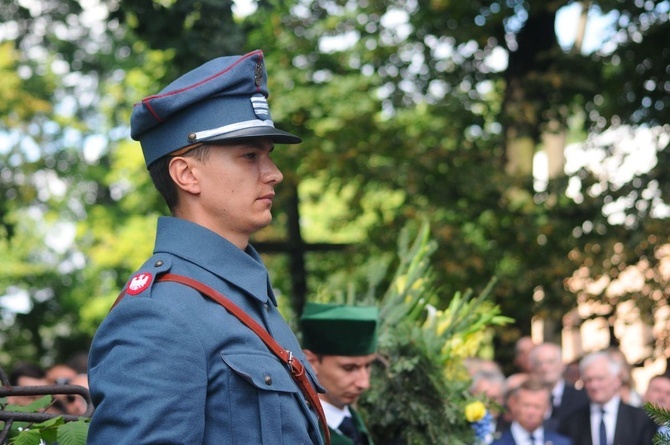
xmin=221 ymin=351 xmax=298 ymax=393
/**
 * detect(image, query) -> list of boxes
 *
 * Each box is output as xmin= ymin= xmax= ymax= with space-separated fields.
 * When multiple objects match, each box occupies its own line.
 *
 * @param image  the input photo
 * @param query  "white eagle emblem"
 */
xmin=127 ymin=273 xmax=152 ymax=295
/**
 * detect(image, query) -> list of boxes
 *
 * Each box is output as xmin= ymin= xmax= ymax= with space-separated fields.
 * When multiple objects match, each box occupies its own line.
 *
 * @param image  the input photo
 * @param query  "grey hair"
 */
xmin=528 ymin=342 xmax=562 ymax=366
xmin=470 ymin=369 xmax=506 ymax=392
xmin=579 ymin=351 xmax=622 ymax=377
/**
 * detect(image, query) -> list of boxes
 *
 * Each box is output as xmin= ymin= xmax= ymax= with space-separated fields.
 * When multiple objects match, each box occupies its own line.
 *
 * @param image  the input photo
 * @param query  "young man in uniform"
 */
xmin=87 ymin=50 xmax=325 ymax=444
xmin=300 ymin=302 xmax=379 ymax=445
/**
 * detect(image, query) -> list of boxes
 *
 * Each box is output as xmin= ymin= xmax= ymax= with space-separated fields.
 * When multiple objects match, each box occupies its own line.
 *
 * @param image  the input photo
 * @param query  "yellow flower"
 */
xmin=464 ymin=401 xmax=487 ymax=422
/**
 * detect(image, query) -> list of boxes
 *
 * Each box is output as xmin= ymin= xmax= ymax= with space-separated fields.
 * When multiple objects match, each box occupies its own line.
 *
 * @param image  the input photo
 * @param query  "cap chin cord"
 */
xmin=190 ymin=119 xmax=276 ymax=143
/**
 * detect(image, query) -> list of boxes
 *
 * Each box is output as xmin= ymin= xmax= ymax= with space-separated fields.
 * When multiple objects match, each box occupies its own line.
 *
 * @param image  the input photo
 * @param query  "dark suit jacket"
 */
xmin=491 ymin=429 xmax=572 ymax=445
xmin=558 ymin=402 xmax=657 ymax=445
xmin=556 ymin=384 xmax=590 ymax=419
xmin=545 ymin=383 xmax=589 ymax=432
xmin=325 ymin=406 xmax=373 ymax=445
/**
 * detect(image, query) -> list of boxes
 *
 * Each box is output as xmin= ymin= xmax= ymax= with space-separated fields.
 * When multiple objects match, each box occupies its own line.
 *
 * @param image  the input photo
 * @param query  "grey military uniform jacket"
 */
xmin=88 ymin=216 xmax=324 ymax=444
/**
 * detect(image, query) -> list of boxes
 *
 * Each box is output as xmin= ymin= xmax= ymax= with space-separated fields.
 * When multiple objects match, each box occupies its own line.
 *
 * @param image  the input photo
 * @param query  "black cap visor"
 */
xmin=201 ymin=125 xmax=302 ymax=145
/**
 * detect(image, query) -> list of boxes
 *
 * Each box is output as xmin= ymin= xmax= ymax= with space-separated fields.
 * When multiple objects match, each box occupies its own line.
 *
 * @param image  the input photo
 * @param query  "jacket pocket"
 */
xmin=221 ymin=351 xmax=308 ymax=444
xmin=221 ymin=350 xmax=299 ymax=393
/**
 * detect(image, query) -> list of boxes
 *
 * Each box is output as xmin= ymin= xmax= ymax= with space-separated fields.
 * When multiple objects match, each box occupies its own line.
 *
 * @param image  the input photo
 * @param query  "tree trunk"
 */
xmin=503 ymin=7 xmax=559 ymax=179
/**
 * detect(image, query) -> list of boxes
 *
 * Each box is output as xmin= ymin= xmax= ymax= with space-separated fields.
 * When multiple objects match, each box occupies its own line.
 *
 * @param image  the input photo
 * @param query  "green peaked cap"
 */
xmin=300 ymin=302 xmax=379 ymax=356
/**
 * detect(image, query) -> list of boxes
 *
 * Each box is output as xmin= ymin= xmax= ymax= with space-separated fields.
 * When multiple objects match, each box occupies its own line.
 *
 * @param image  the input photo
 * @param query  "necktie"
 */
xmin=338 ymin=415 xmax=363 ymax=445
xmin=549 ymin=392 xmax=557 ymax=418
xmin=599 ymin=408 xmax=607 ymax=445
xmin=529 ymin=433 xmax=536 ymax=445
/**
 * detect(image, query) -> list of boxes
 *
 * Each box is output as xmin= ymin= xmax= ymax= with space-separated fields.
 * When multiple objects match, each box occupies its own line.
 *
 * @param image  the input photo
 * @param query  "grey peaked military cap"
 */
xmin=130 ymin=50 xmax=301 ymax=168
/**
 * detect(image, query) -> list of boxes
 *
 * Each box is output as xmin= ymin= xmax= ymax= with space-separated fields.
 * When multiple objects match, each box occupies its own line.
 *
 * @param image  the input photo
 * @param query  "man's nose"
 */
xmin=355 ymin=369 xmax=371 ymax=390
xmin=263 ymin=159 xmax=283 ymax=184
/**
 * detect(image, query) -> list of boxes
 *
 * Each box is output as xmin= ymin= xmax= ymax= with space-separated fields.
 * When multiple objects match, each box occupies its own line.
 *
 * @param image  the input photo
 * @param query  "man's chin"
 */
xmin=345 ymin=395 xmax=362 ymax=405
xmin=250 ymin=216 xmax=273 ymax=232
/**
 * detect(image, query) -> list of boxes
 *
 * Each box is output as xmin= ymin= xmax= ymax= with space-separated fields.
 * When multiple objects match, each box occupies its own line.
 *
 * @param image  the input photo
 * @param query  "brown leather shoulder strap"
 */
xmin=156 ymin=273 xmax=330 ymax=445
xmin=110 ymin=286 xmax=127 ymax=311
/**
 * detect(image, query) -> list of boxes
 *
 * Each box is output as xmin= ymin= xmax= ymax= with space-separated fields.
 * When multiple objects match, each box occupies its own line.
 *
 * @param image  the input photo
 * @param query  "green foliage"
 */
xmin=55 ymin=420 xmax=88 ymax=445
xmin=1 ymin=0 xmax=669 ymax=379
xmin=12 ymin=417 xmax=62 ymax=445
xmin=358 ymin=222 xmax=511 ymax=444
xmin=1 ymin=396 xmax=89 ymax=445
xmin=8 ymin=416 xmax=89 ymax=445
xmin=644 ymin=402 xmax=670 ymax=445
xmin=112 ymin=0 xmax=244 ymax=74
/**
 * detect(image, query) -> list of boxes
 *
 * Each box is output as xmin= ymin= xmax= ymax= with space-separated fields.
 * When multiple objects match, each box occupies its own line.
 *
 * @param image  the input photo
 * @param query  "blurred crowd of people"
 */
xmin=5 ymin=352 xmax=90 ymax=417
xmin=5 ymin=339 xmax=669 ymax=444
xmin=466 ymin=338 xmax=669 ymax=445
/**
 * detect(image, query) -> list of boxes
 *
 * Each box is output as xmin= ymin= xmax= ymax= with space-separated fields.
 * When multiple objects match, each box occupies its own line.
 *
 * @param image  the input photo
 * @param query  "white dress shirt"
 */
xmin=590 ymin=396 xmax=620 ymax=445
xmin=510 ymin=421 xmax=545 ymax=445
xmin=552 ymin=379 xmax=566 ymax=408
xmin=546 ymin=378 xmax=566 ymax=418
xmin=320 ymin=399 xmax=353 ymax=431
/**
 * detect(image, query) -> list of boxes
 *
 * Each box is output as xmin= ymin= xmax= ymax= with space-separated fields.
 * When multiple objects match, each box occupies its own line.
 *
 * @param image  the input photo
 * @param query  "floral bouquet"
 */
xmin=465 ymin=401 xmax=495 ymax=445
xmin=356 ymin=222 xmax=512 ymax=444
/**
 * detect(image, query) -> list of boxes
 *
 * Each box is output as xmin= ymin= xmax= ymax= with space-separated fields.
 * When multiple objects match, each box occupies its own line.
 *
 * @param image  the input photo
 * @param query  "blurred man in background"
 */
xmin=559 ymin=351 xmax=657 ymax=445
xmin=492 ymin=379 xmax=571 ymax=445
xmin=529 ymin=342 xmax=588 ymax=431
xmin=301 ymin=302 xmax=379 ymax=445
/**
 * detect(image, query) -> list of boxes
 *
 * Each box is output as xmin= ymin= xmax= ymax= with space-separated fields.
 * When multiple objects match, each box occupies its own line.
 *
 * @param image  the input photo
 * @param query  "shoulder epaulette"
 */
xmin=110 ymin=255 xmax=172 ymax=311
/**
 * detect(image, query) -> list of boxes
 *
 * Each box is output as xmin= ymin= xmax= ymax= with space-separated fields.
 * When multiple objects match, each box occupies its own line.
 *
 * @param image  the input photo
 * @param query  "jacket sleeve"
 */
xmin=87 ymin=297 xmax=208 ymax=445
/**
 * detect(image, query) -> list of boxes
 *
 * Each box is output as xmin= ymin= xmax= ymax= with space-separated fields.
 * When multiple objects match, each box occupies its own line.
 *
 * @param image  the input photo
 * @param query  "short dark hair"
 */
xmin=507 ymin=378 xmax=551 ymax=402
xmin=148 ymin=144 xmax=212 ymax=213
xmin=10 ymin=362 xmax=46 ymax=386
xmin=518 ymin=378 xmax=551 ymax=393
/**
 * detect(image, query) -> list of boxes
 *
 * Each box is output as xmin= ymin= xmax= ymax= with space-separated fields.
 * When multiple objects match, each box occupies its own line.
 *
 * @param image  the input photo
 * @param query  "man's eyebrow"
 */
xmin=239 ymin=140 xmax=275 ymax=151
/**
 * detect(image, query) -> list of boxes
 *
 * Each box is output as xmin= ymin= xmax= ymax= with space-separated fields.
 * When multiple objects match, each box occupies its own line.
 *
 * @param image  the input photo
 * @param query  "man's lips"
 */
xmin=258 ymin=193 xmax=275 ymax=203
xmin=344 ymin=392 xmax=362 ymax=400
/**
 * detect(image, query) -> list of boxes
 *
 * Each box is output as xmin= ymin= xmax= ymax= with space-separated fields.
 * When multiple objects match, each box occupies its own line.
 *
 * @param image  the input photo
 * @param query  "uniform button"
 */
xmin=305 ymin=399 xmax=311 ymax=408
xmin=154 ymin=260 xmax=163 ymax=267
xmin=264 ymin=303 xmax=270 ymax=312
xmin=264 ymin=375 xmax=272 ymax=385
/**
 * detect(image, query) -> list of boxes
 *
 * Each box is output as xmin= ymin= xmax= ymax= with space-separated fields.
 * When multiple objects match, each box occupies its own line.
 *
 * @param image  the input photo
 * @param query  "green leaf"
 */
xmin=4 ymin=396 xmax=52 ymax=413
xmin=33 ymin=416 xmax=64 ymax=429
xmin=11 ymin=428 xmax=42 ymax=445
xmin=57 ymin=420 xmax=89 ymax=445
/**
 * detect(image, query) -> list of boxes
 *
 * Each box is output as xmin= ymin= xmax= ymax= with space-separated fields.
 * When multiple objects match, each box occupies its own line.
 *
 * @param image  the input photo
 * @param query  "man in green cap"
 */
xmin=300 ymin=302 xmax=379 ymax=445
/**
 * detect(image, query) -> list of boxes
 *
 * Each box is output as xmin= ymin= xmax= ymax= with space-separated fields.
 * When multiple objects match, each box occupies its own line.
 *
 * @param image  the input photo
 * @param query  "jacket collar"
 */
xmin=154 ymin=216 xmax=276 ymax=305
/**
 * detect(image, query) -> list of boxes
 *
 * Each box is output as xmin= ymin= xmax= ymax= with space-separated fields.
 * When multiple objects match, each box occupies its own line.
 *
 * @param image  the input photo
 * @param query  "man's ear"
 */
xmin=303 ymin=349 xmax=319 ymax=374
xmin=169 ymin=156 xmax=200 ymax=194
